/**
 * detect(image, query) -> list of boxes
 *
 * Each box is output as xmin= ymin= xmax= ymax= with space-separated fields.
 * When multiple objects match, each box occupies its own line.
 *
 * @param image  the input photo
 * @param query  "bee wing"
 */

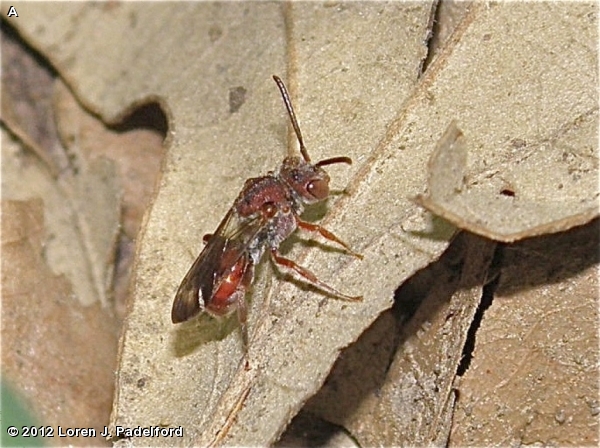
xmin=171 ymin=207 xmax=264 ymax=323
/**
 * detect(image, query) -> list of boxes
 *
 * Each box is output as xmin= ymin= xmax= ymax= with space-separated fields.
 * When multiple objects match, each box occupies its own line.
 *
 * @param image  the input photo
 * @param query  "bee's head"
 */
xmin=272 ymin=75 xmax=352 ymax=205
xmin=280 ymin=156 xmax=351 ymax=205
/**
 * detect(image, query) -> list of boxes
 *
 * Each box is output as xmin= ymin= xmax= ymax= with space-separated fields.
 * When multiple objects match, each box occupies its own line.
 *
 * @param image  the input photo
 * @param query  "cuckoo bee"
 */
xmin=172 ymin=76 xmax=362 ymax=351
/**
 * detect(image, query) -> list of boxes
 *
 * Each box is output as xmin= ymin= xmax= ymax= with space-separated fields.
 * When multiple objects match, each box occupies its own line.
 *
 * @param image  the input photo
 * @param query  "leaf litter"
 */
xmin=2 ymin=1 xmax=597 ymax=446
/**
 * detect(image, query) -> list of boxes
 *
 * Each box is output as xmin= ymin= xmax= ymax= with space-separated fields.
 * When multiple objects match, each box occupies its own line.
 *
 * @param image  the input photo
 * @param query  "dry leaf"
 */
xmin=4 ymin=3 xmax=435 ymax=444
xmin=306 ymin=232 xmax=497 ymax=445
xmin=50 ymin=80 xmax=166 ymax=315
xmin=52 ymin=81 xmax=165 ymax=242
xmin=450 ymin=223 xmax=599 ymax=446
xmin=5 ymin=2 xmax=597 ymax=446
xmin=1 ymin=199 xmax=119 ymax=446
xmin=2 ymin=57 xmax=122 ymax=309
xmin=276 ymin=411 xmax=359 ymax=448
xmin=416 ymin=115 xmax=598 ymax=242
xmin=1 ymin=19 xmax=162 ymax=447
xmin=412 ymin=3 xmax=598 ymax=242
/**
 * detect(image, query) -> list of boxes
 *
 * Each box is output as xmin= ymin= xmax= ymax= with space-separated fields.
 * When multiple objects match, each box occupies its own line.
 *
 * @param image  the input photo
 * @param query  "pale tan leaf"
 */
xmin=52 ymin=81 xmax=165 ymax=241
xmin=417 ymin=113 xmax=598 ymax=242
xmin=6 ymin=2 xmax=597 ymax=446
xmin=6 ymin=3 xmax=435 ymax=444
xmin=413 ymin=3 xmax=598 ymax=242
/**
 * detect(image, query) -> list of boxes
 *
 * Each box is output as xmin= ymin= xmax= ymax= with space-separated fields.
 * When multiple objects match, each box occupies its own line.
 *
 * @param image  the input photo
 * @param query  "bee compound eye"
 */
xmin=307 ymin=178 xmax=329 ymax=200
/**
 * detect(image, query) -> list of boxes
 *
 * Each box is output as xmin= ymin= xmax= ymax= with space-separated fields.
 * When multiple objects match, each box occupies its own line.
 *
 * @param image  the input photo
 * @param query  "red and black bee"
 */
xmin=172 ymin=76 xmax=362 ymax=350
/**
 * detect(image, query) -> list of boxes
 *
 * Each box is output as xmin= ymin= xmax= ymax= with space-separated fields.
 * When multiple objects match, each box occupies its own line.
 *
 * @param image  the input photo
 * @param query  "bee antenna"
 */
xmin=273 ymin=75 xmax=311 ymax=162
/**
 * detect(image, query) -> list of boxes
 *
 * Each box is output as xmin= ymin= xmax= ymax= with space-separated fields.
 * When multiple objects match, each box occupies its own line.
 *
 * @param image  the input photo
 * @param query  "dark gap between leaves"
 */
xmin=420 ymin=0 xmax=442 ymax=76
xmin=456 ymin=255 xmax=501 ymax=376
xmin=292 ymin=220 xmax=599 ymax=445
xmin=1 ymin=20 xmax=58 ymax=77
xmin=2 ymin=17 xmax=169 ymax=140
xmin=276 ymin=410 xmax=360 ymax=448
xmin=294 ymin=232 xmax=467 ymax=443
xmin=111 ymin=102 xmax=168 ymax=137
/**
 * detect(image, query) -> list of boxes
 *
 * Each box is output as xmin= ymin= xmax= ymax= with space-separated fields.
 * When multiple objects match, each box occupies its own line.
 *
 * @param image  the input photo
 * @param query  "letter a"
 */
xmin=7 ymin=6 xmax=18 ymax=17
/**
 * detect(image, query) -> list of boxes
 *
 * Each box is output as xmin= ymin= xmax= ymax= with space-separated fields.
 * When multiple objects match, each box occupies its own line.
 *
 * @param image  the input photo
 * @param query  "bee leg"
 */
xmin=295 ymin=218 xmax=363 ymax=259
xmin=236 ymin=295 xmax=249 ymax=353
xmin=270 ymin=249 xmax=362 ymax=301
xmin=236 ymin=262 xmax=254 ymax=369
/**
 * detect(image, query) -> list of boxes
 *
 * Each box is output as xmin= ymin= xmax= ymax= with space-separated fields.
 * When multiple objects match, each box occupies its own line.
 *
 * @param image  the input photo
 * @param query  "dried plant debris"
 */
xmin=3 ymin=2 xmax=597 ymax=446
xmin=1 ymin=16 xmax=164 ymax=447
xmin=416 ymin=115 xmax=598 ymax=243
xmin=1 ymin=199 xmax=119 ymax=446
xmin=450 ymin=222 xmax=599 ymax=446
